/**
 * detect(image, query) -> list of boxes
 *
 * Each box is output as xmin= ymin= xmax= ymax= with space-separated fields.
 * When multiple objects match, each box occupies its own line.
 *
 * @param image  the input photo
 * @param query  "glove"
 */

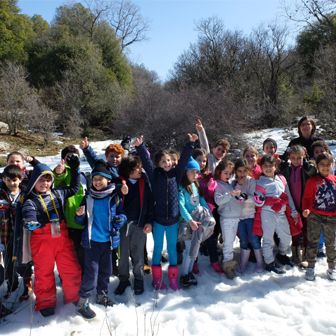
xmin=0 ymin=201 xmax=10 ymax=214
xmin=112 ymin=215 xmax=125 ymax=229
xmin=120 ymin=136 xmax=131 ymax=151
xmin=254 ymin=192 xmax=265 ymax=205
xmin=111 ymin=228 xmax=120 ymax=249
xmin=66 ymin=154 xmax=80 ymax=171
xmin=235 ymin=193 xmax=248 ymax=202
xmin=23 ymin=219 xmax=41 ymax=231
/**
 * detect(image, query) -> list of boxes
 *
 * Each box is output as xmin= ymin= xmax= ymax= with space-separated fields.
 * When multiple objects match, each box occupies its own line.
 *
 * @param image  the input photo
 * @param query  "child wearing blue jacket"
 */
xmin=75 ymin=160 xmax=127 ymax=320
xmin=134 ymin=133 xmax=198 ymax=291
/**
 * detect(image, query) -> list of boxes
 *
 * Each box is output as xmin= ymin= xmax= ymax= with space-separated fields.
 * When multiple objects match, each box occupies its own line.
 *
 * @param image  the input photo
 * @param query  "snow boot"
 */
xmin=40 ymin=307 xmax=55 ymax=317
xmin=96 ymin=294 xmax=115 ymax=307
xmin=151 ymin=265 xmax=168 ymax=290
xmin=265 ymin=261 xmax=285 ymax=274
xmin=0 ymin=301 xmax=12 ymax=318
xmin=254 ymin=248 xmax=264 ymax=273
xmin=192 ymin=262 xmax=200 ymax=274
xmin=305 ymin=268 xmax=315 ymax=281
xmin=291 ymin=245 xmax=302 ymax=265
xmin=77 ymin=298 xmax=96 ymax=320
xmin=168 ymin=265 xmax=180 ymax=291
xmin=299 ymin=247 xmax=309 ymax=268
xmin=222 ymin=260 xmax=238 ymax=280
xmin=114 ymin=280 xmax=131 ymax=295
xmin=236 ymin=248 xmax=250 ymax=274
xmin=276 ymin=253 xmax=293 ymax=267
xmin=210 ymin=261 xmax=224 ymax=274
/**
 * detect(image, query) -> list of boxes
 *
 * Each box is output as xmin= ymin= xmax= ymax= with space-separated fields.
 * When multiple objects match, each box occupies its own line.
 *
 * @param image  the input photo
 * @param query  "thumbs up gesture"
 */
xmin=55 ymin=159 xmax=65 ymax=175
xmin=80 ymin=137 xmax=89 ymax=150
xmin=121 ymin=180 xmax=128 ymax=195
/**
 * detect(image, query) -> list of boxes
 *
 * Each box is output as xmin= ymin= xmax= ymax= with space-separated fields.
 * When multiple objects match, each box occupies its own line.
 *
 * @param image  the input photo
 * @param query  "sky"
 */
xmin=17 ymin=0 xmax=293 ymax=81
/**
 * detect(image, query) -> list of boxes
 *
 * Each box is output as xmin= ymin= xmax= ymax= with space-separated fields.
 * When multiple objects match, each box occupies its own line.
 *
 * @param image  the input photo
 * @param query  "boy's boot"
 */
xmin=19 ymin=277 xmax=33 ymax=302
xmin=291 ymin=245 xmax=302 ymax=265
xmin=168 ymin=265 xmax=180 ymax=291
xmin=326 ymin=263 xmax=336 ymax=281
xmin=299 ymin=247 xmax=309 ymax=268
xmin=151 ymin=265 xmax=168 ymax=290
xmin=236 ymin=248 xmax=250 ymax=274
xmin=265 ymin=261 xmax=285 ymax=274
xmin=0 ymin=301 xmax=12 ymax=318
xmin=76 ymin=298 xmax=96 ymax=320
xmin=254 ymin=249 xmax=264 ymax=273
xmin=276 ymin=253 xmax=293 ymax=267
xmin=222 ymin=260 xmax=238 ymax=280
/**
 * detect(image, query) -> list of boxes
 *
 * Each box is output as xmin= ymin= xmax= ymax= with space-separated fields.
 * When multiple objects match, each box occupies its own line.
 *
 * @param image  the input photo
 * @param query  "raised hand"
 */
xmin=24 ymin=155 xmax=33 ymax=163
xmin=188 ymin=133 xmax=198 ymax=142
xmin=121 ymin=180 xmax=128 ymax=195
xmin=133 ymin=136 xmax=143 ymax=147
xmin=55 ymin=159 xmax=65 ymax=175
xmin=196 ymin=119 xmax=203 ymax=131
xmin=80 ymin=137 xmax=89 ymax=150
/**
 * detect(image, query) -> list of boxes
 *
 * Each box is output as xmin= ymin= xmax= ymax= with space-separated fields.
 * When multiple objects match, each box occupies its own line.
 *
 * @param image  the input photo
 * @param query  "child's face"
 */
xmin=106 ymin=151 xmax=122 ymax=168
xmin=313 ymin=146 xmax=327 ymax=160
xmin=289 ymin=153 xmax=303 ymax=167
xmin=158 ymin=154 xmax=172 ymax=172
xmin=92 ymin=175 xmax=111 ymax=190
xmin=186 ymin=169 xmax=199 ymax=183
xmin=243 ymin=150 xmax=257 ymax=167
xmin=34 ymin=175 xmax=53 ymax=193
xmin=7 ymin=155 xmax=24 ymax=169
xmin=212 ymin=145 xmax=227 ymax=160
xmin=3 ymin=176 xmax=22 ymax=193
xmin=300 ymin=120 xmax=313 ymax=137
xmin=264 ymin=142 xmax=276 ymax=155
xmin=317 ymin=159 xmax=333 ymax=177
xmin=261 ymin=163 xmax=276 ymax=178
xmin=220 ymin=167 xmax=232 ymax=182
xmin=129 ymin=165 xmax=142 ymax=180
xmin=170 ymin=154 xmax=179 ymax=168
xmin=196 ymin=155 xmax=207 ymax=171
xmin=236 ymin=167 xmax=248 ymax=181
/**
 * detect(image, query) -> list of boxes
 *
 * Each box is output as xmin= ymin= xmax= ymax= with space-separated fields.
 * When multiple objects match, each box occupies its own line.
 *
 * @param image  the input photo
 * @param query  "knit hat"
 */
xmin=185 ymin=157 xmax=200 ymax=173
xmin=263 ymin=138 xmax=277 ymax=150
xmin=91 ymin=159 xmax=112 ymax=179
xmin=61 ymin=145 xmax=80 ymax=160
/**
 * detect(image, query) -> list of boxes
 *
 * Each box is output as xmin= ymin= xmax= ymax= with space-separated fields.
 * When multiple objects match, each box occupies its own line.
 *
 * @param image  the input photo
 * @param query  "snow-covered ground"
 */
xmin=1 ymin=130 xmax=336 ymax=336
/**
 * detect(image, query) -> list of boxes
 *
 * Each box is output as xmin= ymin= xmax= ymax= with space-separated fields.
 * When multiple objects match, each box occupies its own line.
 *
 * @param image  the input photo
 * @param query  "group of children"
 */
xmin=0 ymin=116 xmax=335 ymax=321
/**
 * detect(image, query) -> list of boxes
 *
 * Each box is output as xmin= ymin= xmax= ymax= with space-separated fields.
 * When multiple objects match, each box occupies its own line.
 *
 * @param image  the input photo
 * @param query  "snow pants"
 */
xmin=261 ymin=210 xmax=291 ymax=264
xmin=220 ymin=218 xmax=239 ymax=262
xmin=30 ymin=223 xmax=81 ymax=311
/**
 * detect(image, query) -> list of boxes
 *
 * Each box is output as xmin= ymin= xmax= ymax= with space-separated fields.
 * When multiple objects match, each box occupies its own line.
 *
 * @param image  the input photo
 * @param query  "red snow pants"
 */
xmin=30 ymin=221 xmax=81 ymax=311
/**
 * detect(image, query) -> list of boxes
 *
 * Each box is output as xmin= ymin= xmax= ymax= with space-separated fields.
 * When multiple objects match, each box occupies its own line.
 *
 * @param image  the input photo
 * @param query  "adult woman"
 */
xmin=287 ymin=116 xmax=323 ymax=159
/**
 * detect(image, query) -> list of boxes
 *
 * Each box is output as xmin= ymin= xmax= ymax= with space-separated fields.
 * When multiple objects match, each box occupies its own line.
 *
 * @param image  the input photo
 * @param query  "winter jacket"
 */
xmin=82 ymin=145 xmax=119 ymax=178
xmin=53 ymin=165 xmax=85 ymax=229
xmin=232 ymin=176 xmax=256 ymax=218
xmin=198 ymin=173 xmax=217 ymax=212
xmin=214 ymin=180 xmax=242 ymax=219
xmin=302 ymin=174 xmax=336 ymax=216
xmin=286 ymin=135 xmax=323 ymax=159
xmin=75 ymin=184 xmax=127 ymax=248
xmin=135 ymin=141 xmax=194 ymax=226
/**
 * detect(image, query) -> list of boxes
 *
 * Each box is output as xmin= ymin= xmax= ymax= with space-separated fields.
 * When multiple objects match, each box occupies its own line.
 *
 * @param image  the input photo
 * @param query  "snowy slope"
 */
xmin=1 ymin=130 xmax=336 ymax=336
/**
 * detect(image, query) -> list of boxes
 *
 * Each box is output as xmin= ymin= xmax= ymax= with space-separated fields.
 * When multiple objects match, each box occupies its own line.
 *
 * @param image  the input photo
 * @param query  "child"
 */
xmin=75 ymin=159 xmax=127 ymax=320
xmin=80 ymin=137 xmax=124 ymax=178
xmin=302 ymin=153 xmax=336 ymax=281
xmin=192 ymin=148 xmax=223 ymax=274
xmin=20 ymin=159 xmax=82 ymax=317
xmin=253 ymin=155 xmax=298 ymax=274
xmin=233 ymin=159 xmax=263 ymax=273
xmin=178 ymin=157 xmax=216 ymax=287
xmin=259 ymin=138 xmax=281 ymax=168
xmin=168 ymin=149 xmax=180 ymax=168
xmin=134 ymin=133 xmax=198 ymax=291
xmin=0 ymin=165 xmax=32 ymax=302
xmin=196 ymin=119 xmax=230 ymax=173
xmin=214 ymin=159 xmax=242 ymax=279
xmin=114 ymin=155 xmax=154 ymax=296
xmin=243 ymin=146 xmax=262 ymax=180
xmin=53 ymin=145 xmax=86 ymax=272
xmin=280 ymin=145 xmax=315 ymax=265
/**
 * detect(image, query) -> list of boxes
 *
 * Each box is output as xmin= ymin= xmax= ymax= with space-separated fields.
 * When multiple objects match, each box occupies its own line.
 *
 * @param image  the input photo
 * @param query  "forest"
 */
xmin=1 ymin=0 xmax=336 ymax=153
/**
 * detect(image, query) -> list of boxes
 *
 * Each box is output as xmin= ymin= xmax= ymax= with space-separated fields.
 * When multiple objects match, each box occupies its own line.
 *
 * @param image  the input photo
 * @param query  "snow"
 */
xmin=1 ymin=130 xmax=336 ymax=336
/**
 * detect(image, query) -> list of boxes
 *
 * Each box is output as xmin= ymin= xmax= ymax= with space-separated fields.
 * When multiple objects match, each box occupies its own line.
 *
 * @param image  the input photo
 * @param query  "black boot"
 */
xmin=0 ymin=302 xmax=12 ymax=318
xmin=114 ymin=280 xmax=131 ymax=295
xmin=134 ymin=279 xmax=144 ymax=295
xmin=40 ymin=307 xmax=55 ymax=317
xmin=265 ymin=261 xmax=286 ymax=274
xmin=276 ymin=253 xmax=293 ymax=267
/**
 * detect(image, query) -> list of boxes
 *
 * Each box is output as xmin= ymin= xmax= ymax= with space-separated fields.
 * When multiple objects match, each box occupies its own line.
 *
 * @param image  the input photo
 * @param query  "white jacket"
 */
xmin=233 ymin=176 xmax=256 ymax=218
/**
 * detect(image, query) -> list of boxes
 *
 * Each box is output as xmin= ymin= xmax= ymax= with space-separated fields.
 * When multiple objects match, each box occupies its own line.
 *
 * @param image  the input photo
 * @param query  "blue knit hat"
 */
xmin=185 ymin=157 xmax=200 ymax=173
xmin=92 ymin=159 xmax=112 ymax=179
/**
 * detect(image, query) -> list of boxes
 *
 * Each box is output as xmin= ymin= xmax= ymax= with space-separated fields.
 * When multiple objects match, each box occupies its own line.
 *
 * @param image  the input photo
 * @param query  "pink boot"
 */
xmin=152 ymin=265 xmax=168 ymax=290
xmin=168 ymin=266 xmax=180 ymax=291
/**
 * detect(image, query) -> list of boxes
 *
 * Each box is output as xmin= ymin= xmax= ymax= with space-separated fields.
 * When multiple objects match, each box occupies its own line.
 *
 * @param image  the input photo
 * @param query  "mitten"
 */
xmin=235 ymin=193 xmax=248 ymax=202
xmin=254 ymin=192 xmax=265 ymax=205
xmin=112 ymin=215 xmax=125 ymax=229
xmin=111 ymin=228 xmax=120 ymax=249
xmin=66 ymin=154 xmax=80 ymax=171
xmin=23 ymin=219 xmax=41 ymax=231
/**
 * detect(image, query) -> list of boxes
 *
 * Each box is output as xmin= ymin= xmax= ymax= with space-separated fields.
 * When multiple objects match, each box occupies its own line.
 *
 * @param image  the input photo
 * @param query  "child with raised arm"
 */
xmin=134 ymin=133 xmax=198 ymax=291
xmin=214 ymin=159 xmax=242 ymax=279
xmin=75 ymin=159 xmax=127 ymax=320
xmin=195 ymin=119 xmax=230 ymax=173
xmin=253 ymin=155 xmax=298 ymax=274
xmin=178 ymin=157 xmax=216 ymax=287
xmin=302 ymin=153 xmax=336 ymax=281
xmin=19 ymin=158 xmax=82 ymax=317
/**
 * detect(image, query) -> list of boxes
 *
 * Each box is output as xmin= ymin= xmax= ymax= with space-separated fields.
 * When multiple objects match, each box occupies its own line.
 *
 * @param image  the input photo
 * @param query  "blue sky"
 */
xmin=17 ymin=0 xmax=293 ymax=81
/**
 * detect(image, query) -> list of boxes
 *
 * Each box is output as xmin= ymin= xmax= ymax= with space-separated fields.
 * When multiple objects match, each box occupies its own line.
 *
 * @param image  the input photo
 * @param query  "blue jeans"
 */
xmin=152 ymin=221 xmax=178 ymax=266
xmin=318 ymin=229 xmax=324 ymax=249
xmin=238 ymin=218 xmax=261 ymax=250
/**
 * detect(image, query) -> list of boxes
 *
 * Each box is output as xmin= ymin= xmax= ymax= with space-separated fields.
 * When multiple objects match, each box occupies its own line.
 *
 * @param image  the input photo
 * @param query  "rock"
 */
xmin=0 ymin=122 xmax=9 ymax=134
xmin=0 ymin=142 xmax=10 ymax=152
